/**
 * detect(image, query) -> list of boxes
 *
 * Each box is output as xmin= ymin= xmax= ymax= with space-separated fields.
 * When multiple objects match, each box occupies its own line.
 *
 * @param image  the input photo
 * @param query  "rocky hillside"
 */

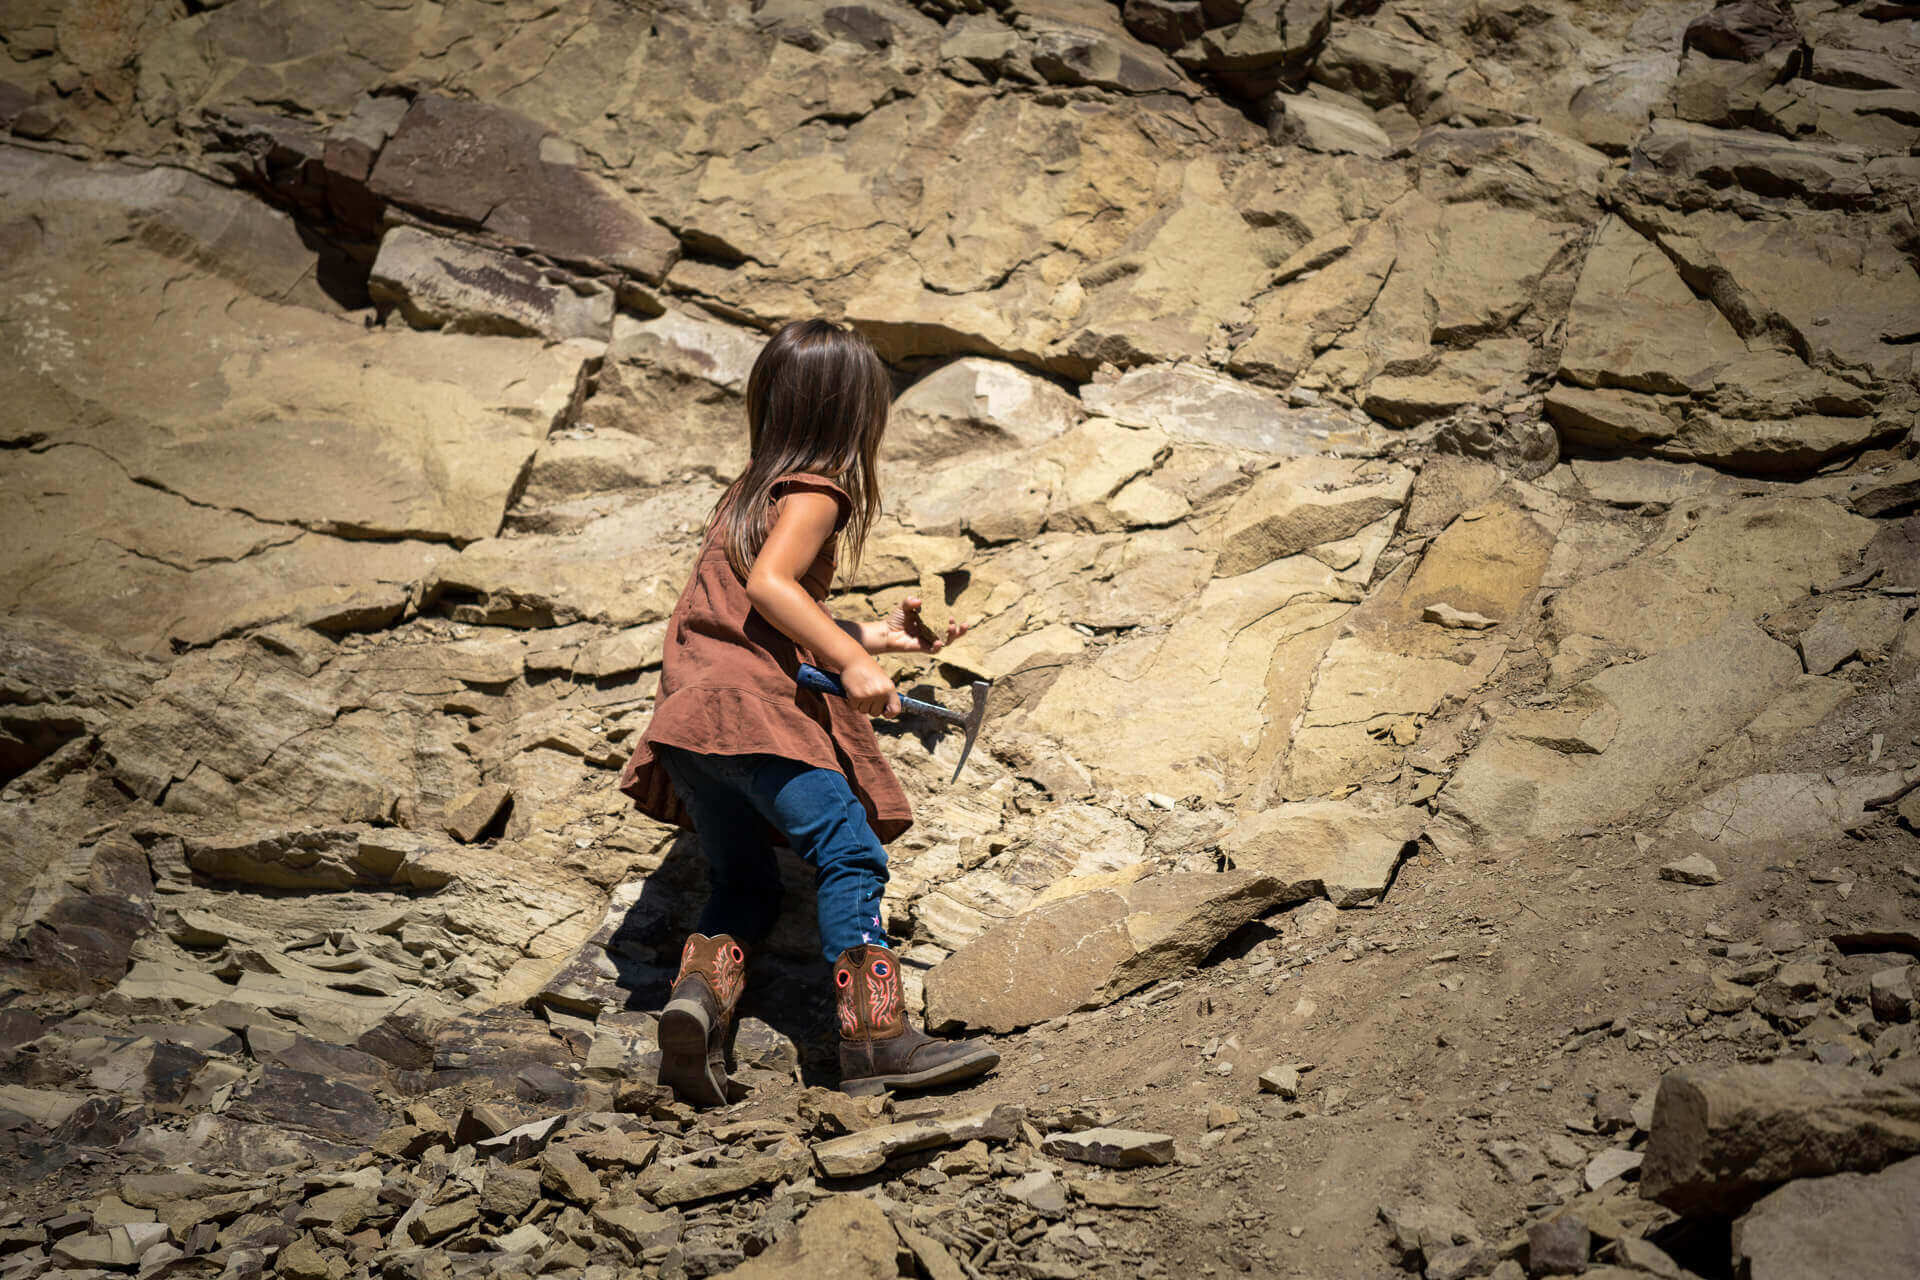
xmin=3 ymin=0 xmax=1919 ymax=1277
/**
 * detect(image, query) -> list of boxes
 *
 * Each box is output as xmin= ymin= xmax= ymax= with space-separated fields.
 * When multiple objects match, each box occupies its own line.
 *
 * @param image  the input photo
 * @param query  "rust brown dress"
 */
xmin=616 ymin=472 xmax=913 ymax=843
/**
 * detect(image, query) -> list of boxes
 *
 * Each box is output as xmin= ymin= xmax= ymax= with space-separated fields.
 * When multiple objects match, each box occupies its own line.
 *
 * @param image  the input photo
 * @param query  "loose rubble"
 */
xmin=2 ymin=0 xmax=1919 ymax=1276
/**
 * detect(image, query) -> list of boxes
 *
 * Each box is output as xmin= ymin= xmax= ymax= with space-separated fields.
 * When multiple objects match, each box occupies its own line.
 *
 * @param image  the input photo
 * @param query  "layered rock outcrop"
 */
xmin=1 ymin=2 xmax=1917 ymax=1278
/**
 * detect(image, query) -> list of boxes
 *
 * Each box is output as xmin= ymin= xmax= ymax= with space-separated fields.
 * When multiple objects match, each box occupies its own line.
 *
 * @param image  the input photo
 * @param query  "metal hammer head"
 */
xmin=950 ymin=680 xmax=992 ymax=784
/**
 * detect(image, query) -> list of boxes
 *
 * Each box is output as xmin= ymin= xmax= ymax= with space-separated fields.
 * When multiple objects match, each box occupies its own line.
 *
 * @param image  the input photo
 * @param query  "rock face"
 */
xmin=922 ymin=870 xmax=1293 ymax=1034
xmin=1639 ymin=1062 xmax=1920 ymax=1216
xmin=1 ymin=3 xmax=1918 ymax=1278
xmin=1730 ymin=1155 xmax=1920 ymax=1280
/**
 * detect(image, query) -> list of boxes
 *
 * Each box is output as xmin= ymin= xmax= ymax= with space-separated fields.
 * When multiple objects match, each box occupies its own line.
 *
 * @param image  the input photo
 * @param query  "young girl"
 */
xmin=616 ymin=318 xmax=1000 ymax=1105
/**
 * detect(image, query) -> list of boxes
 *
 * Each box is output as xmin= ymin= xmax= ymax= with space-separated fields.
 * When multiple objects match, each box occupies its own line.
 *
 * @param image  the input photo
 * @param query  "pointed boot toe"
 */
xmin=833 ymin=942 xmax=999 ymax=1096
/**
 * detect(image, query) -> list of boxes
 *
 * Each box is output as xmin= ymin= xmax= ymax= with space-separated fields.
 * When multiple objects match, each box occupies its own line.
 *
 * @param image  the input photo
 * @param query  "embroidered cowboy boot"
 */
xmin=834 ymin=942 xmax=999 ymax=1096
xmin=658 ymin=932 xmax=747 ymax=1107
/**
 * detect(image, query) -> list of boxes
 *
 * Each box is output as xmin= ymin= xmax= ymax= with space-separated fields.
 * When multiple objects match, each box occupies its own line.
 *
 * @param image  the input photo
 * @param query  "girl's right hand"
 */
xmin=840 ymin=655 xmax=902 ymax=719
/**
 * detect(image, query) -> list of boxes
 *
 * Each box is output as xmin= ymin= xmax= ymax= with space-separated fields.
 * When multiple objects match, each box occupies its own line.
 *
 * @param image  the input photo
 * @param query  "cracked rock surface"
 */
xmin=2 ymin=0 xmax=1919 ymax=1278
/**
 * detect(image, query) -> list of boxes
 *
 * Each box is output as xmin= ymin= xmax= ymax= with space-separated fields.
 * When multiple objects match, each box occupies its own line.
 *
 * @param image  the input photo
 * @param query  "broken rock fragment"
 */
xmin=922 ymin=870 xmax=1291 ymax=1033
xmin=716 ymin=1194 xmax=900 ymax=1280
xmin=1639 ymin=1062 xmax=1920 ymax=1215
xmin=1041 ymin=1127 xmax=1175 ymax=1168
xmin=1422 ymin=602 xmax=1497 ymax=630
xmin=1729 ymin=1154 xmax=1920 ymax=1280
xmin=443 ymin=783 xmax=512 ymax=844
xmin=1659 ymin=854 xmax=1722 ymax=886
xmin=812 ymin=1104 xmax=1025 ymax=1177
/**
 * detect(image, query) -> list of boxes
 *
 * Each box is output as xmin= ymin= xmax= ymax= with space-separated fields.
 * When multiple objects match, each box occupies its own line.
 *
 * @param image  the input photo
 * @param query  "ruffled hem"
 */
xmin=617 ymin=685 xmax=913 ymax=844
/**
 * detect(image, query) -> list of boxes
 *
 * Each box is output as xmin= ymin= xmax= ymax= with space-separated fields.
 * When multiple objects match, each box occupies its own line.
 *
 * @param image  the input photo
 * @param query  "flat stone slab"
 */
xmin=1041 ymin=1128 xmax=1175 ymax=1169
xmin=1641 ymin=1062 xmax=1920 ymax=1216
xmin=1731 ymin=1154 xmax=1920 ymax=1280
xmin=923 ymin=871 xmax=1291 ymax=1034
xmin=1220 ymin=802 xmax=1425 ymax=909
xmin=1659 ymin=854 xmax=1722 ymax=886
xmin=812 ymin=1104 xmax=1025 ymax=1177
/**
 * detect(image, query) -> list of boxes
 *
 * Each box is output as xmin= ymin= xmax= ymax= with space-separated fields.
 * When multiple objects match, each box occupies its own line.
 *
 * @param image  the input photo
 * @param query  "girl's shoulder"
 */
xmin=769 ymin=471 xmax=853 ymax=533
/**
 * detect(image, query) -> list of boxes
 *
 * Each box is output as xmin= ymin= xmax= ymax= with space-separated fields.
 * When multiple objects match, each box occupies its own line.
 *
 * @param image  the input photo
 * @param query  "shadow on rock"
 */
xmin=541 ymin=830 xmax=844 ymax=1090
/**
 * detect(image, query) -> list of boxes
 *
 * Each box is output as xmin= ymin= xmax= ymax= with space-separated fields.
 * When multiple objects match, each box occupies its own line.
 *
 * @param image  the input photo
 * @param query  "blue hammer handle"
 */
xmin=795 ymin=662 xmax=965 ymax=726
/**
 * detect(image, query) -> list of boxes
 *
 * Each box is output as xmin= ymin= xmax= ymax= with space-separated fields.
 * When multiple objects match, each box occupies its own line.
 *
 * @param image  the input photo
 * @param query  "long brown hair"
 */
xmin=711 ymin=318 xmax=891 ymax=581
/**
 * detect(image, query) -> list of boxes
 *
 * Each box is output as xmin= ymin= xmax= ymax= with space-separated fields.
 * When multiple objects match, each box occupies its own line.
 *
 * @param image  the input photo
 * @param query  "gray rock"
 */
xmin=812 ymin=1104 xmax=1025 ymax=1177
xmin=1379 ymin=1201 xmax=1480 ymax=1267
xmin=367 ymin=95 xmax=678 ymax=282
xmin=1798 ymin=598 xmax=1910 ymax=675
xmin=1730 ymin=1154 xmax=1920 ymax=1280
xmin=1659 ymin=855 xmax=1721 ymax=886
xmin=1003 ymin=1170 xmax=1070 ymax=1216
xmin=1040 ymin=1127 xmax=1175 ymax=1168
xmin=1079 ymin=362 xmax=1386 ymax=456
xmin=1488 ymin=1141 xmax=1549 ymax=1184
xmin=1684 ymin=0 xmax=1801 ymax=62
xmin=370 ymin=226 xmax=614 ymax=341
xmin=635 ymin=1155 xmax=802 ymax=1207
xmin=1426 ymin=1242 xmax=1496 ymax=1280
xmin=1258 ymin=1065 xmax=1302 ymax=1099
xmin=924 ymin=871 xmax=1293 ymax=1034
xmin=1581 ymin=1147 xmax=1642 ymax=1191
xmin=1640 ymin=1062 xmax=1920 ymax=1215
xmin=1527 ymin=1213 xmax=1589 ymax=1275
xmin=479 ymin=1165 xmax=539 ymax=1219
xmin=1613 ymin=1237 xmax=1684 ymax=1277
xmin=588 ymin=1203 xmax=680 ymax=1252
xmin=1870 ymin=968 xmax=1915 ymax=1023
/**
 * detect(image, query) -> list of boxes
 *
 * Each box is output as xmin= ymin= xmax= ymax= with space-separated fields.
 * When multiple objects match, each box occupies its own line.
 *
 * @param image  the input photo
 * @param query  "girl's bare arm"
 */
xmin=745 ymin=491 xmax=901 ymax=717
xmin=842 ymin=598 xmax=968 ymax=655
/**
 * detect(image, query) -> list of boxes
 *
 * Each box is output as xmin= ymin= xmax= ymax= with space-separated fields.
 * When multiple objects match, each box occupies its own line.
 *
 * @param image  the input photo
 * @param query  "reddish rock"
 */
xmin=367 ymin=96 xmax=680 ymax=282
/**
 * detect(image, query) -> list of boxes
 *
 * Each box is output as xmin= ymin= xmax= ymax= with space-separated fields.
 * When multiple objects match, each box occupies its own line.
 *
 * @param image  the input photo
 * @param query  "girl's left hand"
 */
xmin=875 ymin=597 xmax=967 ymax=653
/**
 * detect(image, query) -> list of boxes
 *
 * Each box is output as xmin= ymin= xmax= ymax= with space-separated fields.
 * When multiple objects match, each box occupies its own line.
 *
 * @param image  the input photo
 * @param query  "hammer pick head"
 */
xmin=950 ymin=680 xmax=992 ymax=784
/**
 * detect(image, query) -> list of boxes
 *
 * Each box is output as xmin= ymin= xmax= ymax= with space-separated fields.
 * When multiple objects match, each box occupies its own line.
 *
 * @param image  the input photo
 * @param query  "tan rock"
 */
xmin=886 ymin=357 xmax=1083 ymax=462
xmin=923 ymin=870 xmax=1292 ymax=1032
xmin=7 ymin=239 xmax=593 ymax=547
xmin=1024 ymin=555 xmax=1352 ymax=799
xmin=610 ymin=308 xmax=765 ymax=393
xmin=1266 ymin=93 xmax=1392 ymax=157
xmin=1080 ymin=362 xmax=1387 ymax=455
xmin=1621 ymin=202 xmax=1918 ymax=387
xmin=811 ymin=1103 xmax=1025 ymax=1177
xmin=1280 ymin=504 xmax=1553 ymax=795
xmin=1422 ymin=603 xmax=1496 ymax=630
xmin=1549 ymin=497 xmax=1878 ymax=656
xmin=1641 ymin=1062 xmax=1920 ymax=1217
xmin=444 ymin=784 xmax=512 ymax=844
xmin=1430 ymin=619 xmax=1801 ymax=853
xmin=714 ymin=1195 xmax=900 ymax=1280
xmin=370 ymin=225 xmax=614 ymax=341
xmin=1220 ymin=802 xmax=1425 ymax=908
xmin=1066 ymin=154 xmax=1298 ymax=367
xmin=1213 ymin=460 xmax=1414 ymax=578
xmin=431 ymin=483 xmax=720 ymax=627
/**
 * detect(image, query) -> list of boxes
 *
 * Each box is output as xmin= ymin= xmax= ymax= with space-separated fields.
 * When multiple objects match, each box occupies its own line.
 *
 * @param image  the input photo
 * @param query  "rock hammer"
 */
xmin=795 ymin=662 xmax=992 ymax=783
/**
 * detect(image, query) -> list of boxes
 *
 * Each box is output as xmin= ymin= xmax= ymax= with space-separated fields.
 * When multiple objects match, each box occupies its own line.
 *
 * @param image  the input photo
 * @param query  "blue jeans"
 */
xmin=654 ymin=745 xmax=892 ymax=966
